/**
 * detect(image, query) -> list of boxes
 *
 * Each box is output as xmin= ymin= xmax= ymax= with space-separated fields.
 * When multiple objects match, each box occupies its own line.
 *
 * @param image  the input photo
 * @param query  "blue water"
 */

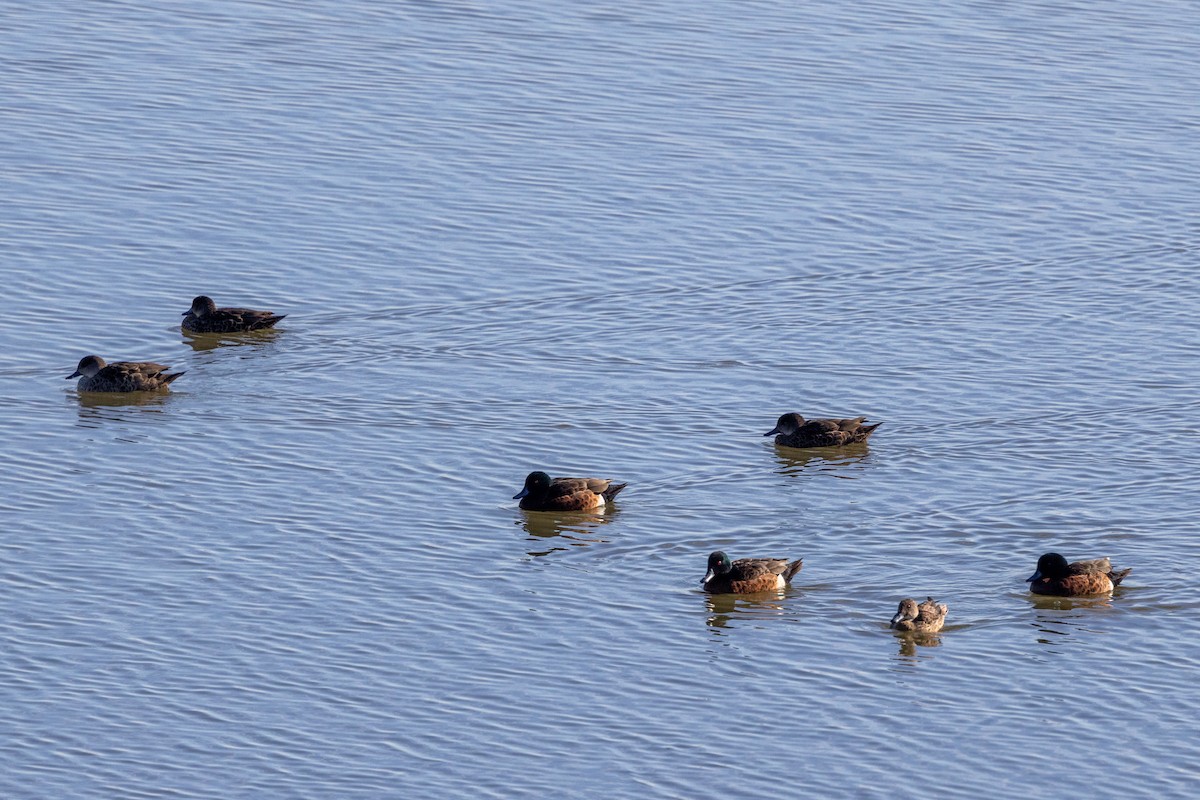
xmin=2 ymin=1 xmax=1199 ymax=797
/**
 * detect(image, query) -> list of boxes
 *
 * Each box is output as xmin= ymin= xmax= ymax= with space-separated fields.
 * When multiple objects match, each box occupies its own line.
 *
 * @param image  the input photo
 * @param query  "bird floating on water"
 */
xmin=181 ymin=295 xmax=286 ymax=333
xmin=67 ymin=355 xmax=184 ymax=393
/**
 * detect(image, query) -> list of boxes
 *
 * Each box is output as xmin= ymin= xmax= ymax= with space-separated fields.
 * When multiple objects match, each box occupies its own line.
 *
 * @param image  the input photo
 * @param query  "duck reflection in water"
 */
xmin=1027 ymin=593 xmax=1118 ymax=646
xmin=74 ymin=390 xmax=172 ymax=410
xmin=895 ymin=633 xmax=943 ymax=659
xmin=519 ymin=506 xmax=618 ymax=557
xmin=182 ymin=328 xmax=284 ymax=352
xmin=704 ymin=592 xmax=793 ymax=631
xmin=74 ymin=389 xmax=173 ymax=427
xmin=771 ymin=441 xmax=872 ymax=477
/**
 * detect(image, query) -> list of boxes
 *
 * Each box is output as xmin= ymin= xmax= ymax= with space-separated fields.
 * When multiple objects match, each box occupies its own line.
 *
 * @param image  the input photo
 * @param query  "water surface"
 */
xmin=2 ymin=1 xmax=1199 ymax=798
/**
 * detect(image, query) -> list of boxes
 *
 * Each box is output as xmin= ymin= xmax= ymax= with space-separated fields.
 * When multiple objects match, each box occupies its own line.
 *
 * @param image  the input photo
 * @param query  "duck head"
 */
xmin=184 ymin=295 xmax=217 ymax=317
xmin=67 ymin=355 xmax=105 ymax=379
xmin=1026 ymin=552 xmax=1069 ymax=583
xmin=514 ymin=470 xmax=552 ymax=500
xmin=702 ymin=551 xmax=733 ymax=586
xmin=764 ymin=412 xmax=805 ymax=437
xmin=890 ymin=598 xmax=920 ymax=628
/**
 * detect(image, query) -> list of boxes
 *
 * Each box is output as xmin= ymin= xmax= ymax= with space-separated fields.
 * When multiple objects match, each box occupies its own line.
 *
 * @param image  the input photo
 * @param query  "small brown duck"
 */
xmin=701 ymin=551 xmax=804 ymax=594
xmin=513 ymin=471 xmax=627 ymax=512
xmin=764 ymin=412 xmax=882 ymax=448
xmin=889 ymin=597 xmax=949 ymax=633
xmin=67 ymin=355 xmax=184 ymax=393
xmin=1025 ymin=552 xmax=1131 ymax=597
xmin=181 ymin=295 xmax=286 ymax=333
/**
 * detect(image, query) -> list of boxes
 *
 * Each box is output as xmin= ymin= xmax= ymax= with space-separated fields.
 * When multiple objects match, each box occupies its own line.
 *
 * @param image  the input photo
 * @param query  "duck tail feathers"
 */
xmin=783 ymin=558 xmax=804 ymax=583
xmin=602 ymin=482 xmax=628 ymax=502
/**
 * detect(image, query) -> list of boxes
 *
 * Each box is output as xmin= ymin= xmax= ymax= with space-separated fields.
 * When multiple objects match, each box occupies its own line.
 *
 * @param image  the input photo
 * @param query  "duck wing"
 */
xmin=1067 ymin=557 xmax=1112 ymax=575
xmin=224 ymin=307 xmax=285 ymax=329
xmin=548 ymin=477 xmax=614 ymax=497
xmin=917 ymin=597 xmax=948 ymax=625
xmin=730 ymin=558 xmax=791 ymax=579
xmin=101 ymin=362 xmax=180 ymax=390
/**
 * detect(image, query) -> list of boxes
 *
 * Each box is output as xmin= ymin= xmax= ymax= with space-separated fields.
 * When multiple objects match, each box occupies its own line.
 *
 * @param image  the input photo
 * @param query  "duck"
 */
xmin=181 ymin=295 xmax=286 ymax=333
xmin=67 ymin=355 xmax=185 ymax=393
xmin=701 ymin=551 xmax=804 ymax=594
xmin=764 ymin=412 xmax=882 ymax=448
xmin=889 ymin=597 xmax=948 ymax=633
xmin=513 ymin=471 xmax=627 ymax=512
xmin=1025 ymin=552 xmax=1131 ymax=597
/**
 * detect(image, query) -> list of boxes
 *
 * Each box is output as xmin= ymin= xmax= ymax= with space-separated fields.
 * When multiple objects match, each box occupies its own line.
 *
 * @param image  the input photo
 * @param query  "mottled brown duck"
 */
xmin=764 ymin=412 xmax=881 ymax=448
xmin=889 ymin=597 xmax=949 ymax=633
xmin=67 ymin=355 xmax=184 ymax=393
xmin=181 ymin=295 xmax=286 ymax=333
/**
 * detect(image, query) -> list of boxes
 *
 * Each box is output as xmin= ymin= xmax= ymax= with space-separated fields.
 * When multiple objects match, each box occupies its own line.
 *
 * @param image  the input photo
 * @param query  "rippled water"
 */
xmin=3 ymin=1 xmax=1200 ymax=797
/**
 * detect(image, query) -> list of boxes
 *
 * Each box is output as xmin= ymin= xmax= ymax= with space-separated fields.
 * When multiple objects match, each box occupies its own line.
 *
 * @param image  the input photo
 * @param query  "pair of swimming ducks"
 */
xmin=507 ymin=410 xmax=879 ymax=512
xmin=67 ymin=296 xmax=286 ymax=392
xmin=509 ymin=414 xmax=880 ymax=512
xmin=513 ymin=469 xmax=1133 ymax=635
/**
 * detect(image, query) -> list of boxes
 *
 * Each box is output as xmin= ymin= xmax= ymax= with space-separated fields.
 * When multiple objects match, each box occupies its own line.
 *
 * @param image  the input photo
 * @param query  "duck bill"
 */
xmin=763 ymin=426 xmax=781 ymax=437
xmin=701 ymin=569 xmax=715 ymax=586
xmin=66 ymin=370 xmax=81 ymax=379
xmin=1025 ymin=570 xmax=1041 ymax=583
xmin=889 ymin=612 xmax=909 ymax=627
xmin=181 ymin=310 xmax=190 ymax=317
xmin=512 ymin=487 xmax=529 ymax=500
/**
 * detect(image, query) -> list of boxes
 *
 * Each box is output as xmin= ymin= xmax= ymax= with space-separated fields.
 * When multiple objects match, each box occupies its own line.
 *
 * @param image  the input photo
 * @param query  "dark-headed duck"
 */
xmin=701 ymin=551 xmax=804 ymax=594
xmin=1025 ymin=553 xmax=1131 ymax=597
xmin=182 ymin=295 xmax=286 ymax=333
xmin=765 ymin=412 xmax=881 ymax=448
xmin=513 ymin=471 xmax=627 ymax=512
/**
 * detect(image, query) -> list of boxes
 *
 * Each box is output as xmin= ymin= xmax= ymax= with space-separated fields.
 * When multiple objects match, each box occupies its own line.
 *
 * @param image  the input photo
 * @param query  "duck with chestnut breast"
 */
xmin=513 ymin=471 xmax=627 ymax=512
xmin=764 ymin=412 xmax=882 ymax=448
xmin=67 ymin=355 xmax=184 ymax=393
xmin=701 ymin=551 xmax=804 ymax=594
xmin=889 ymin=597 xmax=948 ymax=633
xmin=181 ymin=295 xmax=286 ymax=333
xmin=1025 ymin=552 xmax=1131 ymax=597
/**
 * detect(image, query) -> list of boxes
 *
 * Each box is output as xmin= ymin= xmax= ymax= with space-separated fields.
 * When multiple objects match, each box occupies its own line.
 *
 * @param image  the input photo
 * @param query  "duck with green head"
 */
xmin=701 ymin=551 xmax=804 ymax=594
xmin=513 ymin=471 xmax=627 ymax=512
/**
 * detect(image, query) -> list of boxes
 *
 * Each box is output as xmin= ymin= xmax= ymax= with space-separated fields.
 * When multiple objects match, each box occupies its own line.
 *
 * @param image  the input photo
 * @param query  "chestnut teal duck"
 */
xmin=701 ymin=551 xmax=804 ymax=594
xmin=513 ymin=471 xmax=627 ymax=512
xmin=1026 ymin=553 xmax=1131 ymax=597
xmin=889 ymin=597 xmax=948 ymax=633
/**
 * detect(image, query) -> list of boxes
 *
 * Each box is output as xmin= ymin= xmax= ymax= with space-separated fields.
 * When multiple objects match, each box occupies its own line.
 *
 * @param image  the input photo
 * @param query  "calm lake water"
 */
xmin=2 ymin=1 xmax=1199 ymax=797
